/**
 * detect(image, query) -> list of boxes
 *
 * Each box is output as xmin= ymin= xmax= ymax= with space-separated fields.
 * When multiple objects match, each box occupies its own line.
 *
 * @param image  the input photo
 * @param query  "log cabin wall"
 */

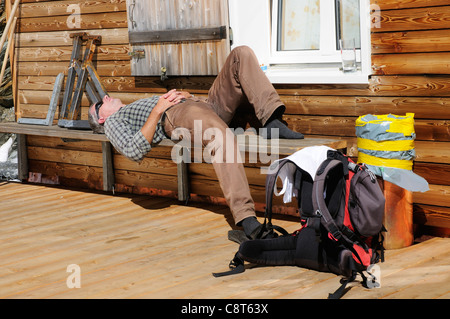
xmin=10 ymin=0 xmax=450 ymax=235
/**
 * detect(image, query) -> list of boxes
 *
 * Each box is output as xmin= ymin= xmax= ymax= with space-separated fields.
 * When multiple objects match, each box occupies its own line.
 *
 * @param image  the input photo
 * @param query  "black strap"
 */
xmin=212 ymin=253 xmax=245 ymax=277
xmin=255 ymin=220 xmax=289 ymax=239
xmin=328 ymin=273 xmax=357 ymax=299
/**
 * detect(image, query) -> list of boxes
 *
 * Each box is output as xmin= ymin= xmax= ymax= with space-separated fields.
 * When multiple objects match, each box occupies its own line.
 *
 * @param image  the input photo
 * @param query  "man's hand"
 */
xmin=163 ymin=88 xmax=191 ymax=100
xmin=141 ymin=89 xmax=190 ymax=143
xmin=153 ymin=89 xmax=190 ymax=115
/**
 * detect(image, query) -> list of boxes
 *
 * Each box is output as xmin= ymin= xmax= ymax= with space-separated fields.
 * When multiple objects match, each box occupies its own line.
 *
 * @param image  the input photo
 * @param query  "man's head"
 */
xmin=88 ymin=95 xmax=125 ymax=134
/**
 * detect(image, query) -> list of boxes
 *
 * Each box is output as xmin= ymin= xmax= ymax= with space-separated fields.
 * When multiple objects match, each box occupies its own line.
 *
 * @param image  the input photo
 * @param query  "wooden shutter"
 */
xmin=126 ymin=0 xmax=230 ymax=76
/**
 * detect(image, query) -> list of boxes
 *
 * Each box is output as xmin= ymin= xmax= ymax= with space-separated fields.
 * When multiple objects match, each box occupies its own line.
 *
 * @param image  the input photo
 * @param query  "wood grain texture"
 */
xmin=0 ymin=182 xmax=448 ymax=299
xmin=373 ymin=6 xmax=450 ymax=32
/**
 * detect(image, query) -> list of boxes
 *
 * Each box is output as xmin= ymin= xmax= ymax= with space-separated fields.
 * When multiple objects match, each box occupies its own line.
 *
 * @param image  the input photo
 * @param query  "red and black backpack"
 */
xmin=214 ymin=150 xmax=386 ymax=299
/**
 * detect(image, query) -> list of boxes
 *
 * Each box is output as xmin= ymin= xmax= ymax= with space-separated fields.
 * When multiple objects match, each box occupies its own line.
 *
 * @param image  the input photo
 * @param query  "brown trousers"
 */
xmin=163 ymin=46 xmax=283 ymax=224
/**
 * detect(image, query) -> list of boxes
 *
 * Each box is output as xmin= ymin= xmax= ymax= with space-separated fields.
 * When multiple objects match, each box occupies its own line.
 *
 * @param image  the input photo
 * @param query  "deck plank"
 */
xmin=0 ymin=182 xmax=448 ymax=299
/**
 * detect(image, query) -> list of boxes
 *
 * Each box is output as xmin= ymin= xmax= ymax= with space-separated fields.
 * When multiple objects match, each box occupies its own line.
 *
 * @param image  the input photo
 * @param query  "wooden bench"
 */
xmin=0 ymin=122 xmax=347 ymax=202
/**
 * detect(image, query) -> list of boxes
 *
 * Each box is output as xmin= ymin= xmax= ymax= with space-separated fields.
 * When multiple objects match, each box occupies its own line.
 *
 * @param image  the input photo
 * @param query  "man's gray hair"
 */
xmin=88 ymin=103 xmax=105 ymax=134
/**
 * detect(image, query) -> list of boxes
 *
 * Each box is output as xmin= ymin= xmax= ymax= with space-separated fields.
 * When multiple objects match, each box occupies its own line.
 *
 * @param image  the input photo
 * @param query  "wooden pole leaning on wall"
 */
xmin=0 ymin=0 xmax=20 ymax=57
xmin=0 ymin=17 xmax=17 ymax=86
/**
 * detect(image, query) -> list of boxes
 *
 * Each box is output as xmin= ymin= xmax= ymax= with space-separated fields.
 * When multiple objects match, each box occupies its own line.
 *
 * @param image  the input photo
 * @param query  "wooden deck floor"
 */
xmin=0 ymin=181 xmax=449 ymax=299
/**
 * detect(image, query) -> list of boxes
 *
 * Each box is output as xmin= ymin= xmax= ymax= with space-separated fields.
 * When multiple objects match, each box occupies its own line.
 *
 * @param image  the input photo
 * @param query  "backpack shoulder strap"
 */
xmin=312 ymin=159 xmax=345 ymax=239
xmin=312 ymin=159 xmax=370 ymax=267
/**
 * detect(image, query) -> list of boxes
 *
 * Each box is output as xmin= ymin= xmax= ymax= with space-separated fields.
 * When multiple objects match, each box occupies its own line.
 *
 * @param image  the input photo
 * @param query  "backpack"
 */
xmin=213 ymin=149 xmax=386 ymax=299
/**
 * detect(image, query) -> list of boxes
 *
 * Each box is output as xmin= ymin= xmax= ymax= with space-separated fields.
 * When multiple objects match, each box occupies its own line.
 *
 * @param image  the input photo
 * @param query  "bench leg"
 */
xmin=17 ymin=134 xmax=28 ymax=181
xmin=174 ymin=144 xmax=189 ymax=203
xmin=177 ymin=161 xmax=189 ymax=202
xmin=101 ymin=141 xmax=115 ymax=192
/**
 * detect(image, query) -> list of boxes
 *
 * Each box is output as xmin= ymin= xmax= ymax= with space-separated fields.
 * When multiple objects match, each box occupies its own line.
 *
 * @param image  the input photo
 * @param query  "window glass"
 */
xmin=277 ymin=0 xmax=320 ymax=51
xmin=336 ymin=0 xmax=361 ymax=49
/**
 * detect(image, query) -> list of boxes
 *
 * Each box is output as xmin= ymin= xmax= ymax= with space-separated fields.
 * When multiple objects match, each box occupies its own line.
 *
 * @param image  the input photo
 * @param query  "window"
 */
xmin=229 ymin=0 xmax=371 ymax=84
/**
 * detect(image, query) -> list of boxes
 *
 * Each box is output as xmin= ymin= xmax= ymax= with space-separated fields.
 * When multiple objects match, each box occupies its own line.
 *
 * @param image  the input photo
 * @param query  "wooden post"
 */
xmin=382 ymin=180 xmax=414 ymax=249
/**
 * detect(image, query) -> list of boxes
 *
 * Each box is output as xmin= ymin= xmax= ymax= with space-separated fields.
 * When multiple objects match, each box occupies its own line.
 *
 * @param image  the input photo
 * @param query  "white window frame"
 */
xmin=228 ymin=0 xmax=371 ymax=84
xmin=270 ymin=0 xmax=340 ymax=64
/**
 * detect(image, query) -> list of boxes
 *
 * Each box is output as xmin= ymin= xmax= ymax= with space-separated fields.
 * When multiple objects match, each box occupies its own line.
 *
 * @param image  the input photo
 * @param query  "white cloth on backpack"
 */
xmin=271 ymin=145 xmax=335 ymax=204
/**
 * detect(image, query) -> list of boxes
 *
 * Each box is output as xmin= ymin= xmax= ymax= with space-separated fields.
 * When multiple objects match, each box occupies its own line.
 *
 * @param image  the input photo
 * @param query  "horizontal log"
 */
xmin=28 ymin=159 xmax=175 ymax=193
xmin=114 ymin=155 xmax=178 ymax=176
xmin=414 ymin=141 xmax=450 ymax=164
xmin=17 ymin=75 xmax=211 ymax=96
xmin=413 ymin=204 xmax=450 ymax=228
xmin=372 ymin=52 xmax=450 ymax=75
xmin=414 ymin=162 xmax=450 ymax=185
xmin=372 ymin=29 xmax=450 ymax=54
xmin=372 ymin=0 xmax=450 ymax=10
xmin=19 ymin=0 xmax=127 ymax=18
xmin=369 ymin=75 xmax=450 ymax=97
xmin=17 ymin=60 xmax=132 ymax=77
xmin=26 ymin=134 xmax=175 ymax=161
xmin=114 ymin=169 xmax=178 ymax=192
xmin=27 ymin=134 xmax=102 ymax=152
xmin=18 ymin=12 xmax=127 ymax=33
xmin=373 ymin=6 xmax=450 ymax=32
xmin=18 ymin=91 xmax=158 ymax=112
xmin=28 ymin=146 xmax=103 ymax=167
xmin=188 ymin=175 xmax=272 ymax=205
xmin=413 ymin=184 xmax=450 ymax=207
xmin=188 ymin=162 xmax=267 ymax=187
xmin=286 ymin=115 xmax=450 ymax=142
xmin=28 ymin=160 xmax=104 ymax=191
xmin=275 ymin=75 xmax=450 ymax=97
xmin=17 ymin=28 xmax=129 ymax=47
xmin=18 ymin=45 xmax=131 ymax=62
xmin=282 ymin=95 xmax=450 ymax=119
xmin=412 ymin=119 xmax=450 ymax=141
xmin=17 ymin=90 xmax=175 ymax=112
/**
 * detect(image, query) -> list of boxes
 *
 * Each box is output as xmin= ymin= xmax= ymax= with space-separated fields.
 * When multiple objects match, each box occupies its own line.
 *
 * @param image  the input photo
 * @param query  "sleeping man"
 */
xmin=88 ymin=46 xmax=304 ymax=240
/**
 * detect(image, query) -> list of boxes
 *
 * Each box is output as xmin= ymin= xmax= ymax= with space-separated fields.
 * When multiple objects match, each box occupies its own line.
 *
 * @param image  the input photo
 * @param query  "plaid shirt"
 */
xmin=104 ymin=96 xmax=166 ymax=162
